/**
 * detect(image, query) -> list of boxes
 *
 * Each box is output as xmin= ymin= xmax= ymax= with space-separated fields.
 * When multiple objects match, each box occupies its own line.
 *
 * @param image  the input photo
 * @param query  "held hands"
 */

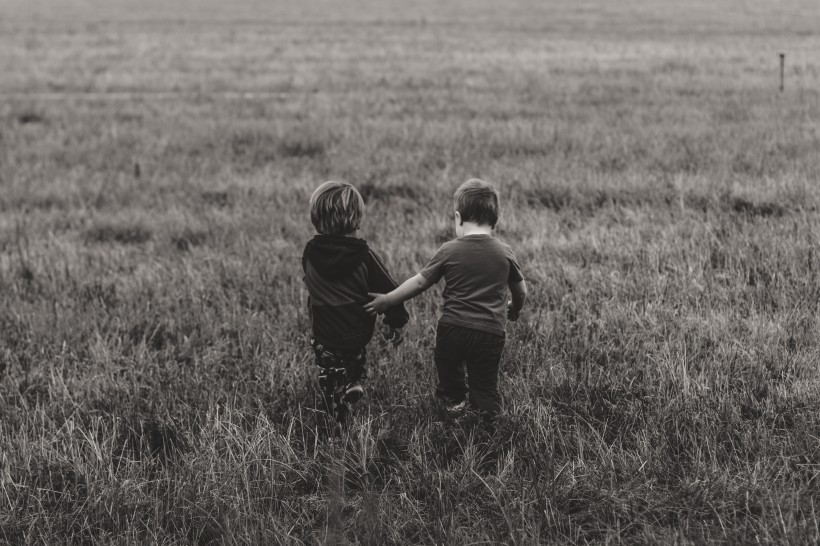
xmin=363 ymin=292 xmax=391 ymax=315
xmin=366 ymin=294 xmax=403 ymax=347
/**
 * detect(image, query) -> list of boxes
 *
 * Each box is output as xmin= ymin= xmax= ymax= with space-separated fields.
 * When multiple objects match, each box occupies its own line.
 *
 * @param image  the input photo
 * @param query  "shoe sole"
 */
xmin=343 ymin=386 xmax=364 ymax=405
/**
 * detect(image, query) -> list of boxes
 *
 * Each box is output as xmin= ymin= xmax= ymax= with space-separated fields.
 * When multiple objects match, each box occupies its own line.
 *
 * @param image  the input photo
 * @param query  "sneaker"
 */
xmin=446 ymin=400 xmax=467 ymax=415
xmin=343 ymin=383 xmax=365 ymax=405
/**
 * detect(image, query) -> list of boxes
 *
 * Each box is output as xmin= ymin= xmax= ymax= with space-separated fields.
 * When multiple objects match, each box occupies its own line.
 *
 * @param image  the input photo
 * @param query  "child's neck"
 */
xmin=459 ymin=222 xmax=493 ymax=237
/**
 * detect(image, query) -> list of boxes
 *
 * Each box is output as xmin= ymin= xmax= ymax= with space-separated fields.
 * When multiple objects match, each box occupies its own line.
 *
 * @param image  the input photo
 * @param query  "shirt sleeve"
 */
xmin=506 ymin=246 xmax=524 ymax=284
xmin=366 ymin=249 xmax=410 ymax=329
xmin=418 ymin=244 xmax=449 ymax=284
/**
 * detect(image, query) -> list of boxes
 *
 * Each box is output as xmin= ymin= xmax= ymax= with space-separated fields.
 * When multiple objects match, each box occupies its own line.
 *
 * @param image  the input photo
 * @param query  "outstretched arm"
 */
xmin=507 ymin=279 xmax=527 ymax=321
xmin=364 ymin=273 xmax=435 ymax=315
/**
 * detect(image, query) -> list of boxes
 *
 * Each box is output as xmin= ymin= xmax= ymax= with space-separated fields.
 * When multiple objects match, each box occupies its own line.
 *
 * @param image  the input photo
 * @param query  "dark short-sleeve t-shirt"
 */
xmin=418 ymin=234 xmax=524 ymax=336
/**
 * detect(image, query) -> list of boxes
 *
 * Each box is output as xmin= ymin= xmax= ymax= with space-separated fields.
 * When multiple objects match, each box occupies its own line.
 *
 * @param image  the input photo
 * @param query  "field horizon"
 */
xmin=2 ymin=0 xmax=820 ymax=544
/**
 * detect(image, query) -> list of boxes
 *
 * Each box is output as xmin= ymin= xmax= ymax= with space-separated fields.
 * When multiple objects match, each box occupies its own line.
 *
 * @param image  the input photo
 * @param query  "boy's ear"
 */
xmin=455 ymin=210 xmax=462 ymax=226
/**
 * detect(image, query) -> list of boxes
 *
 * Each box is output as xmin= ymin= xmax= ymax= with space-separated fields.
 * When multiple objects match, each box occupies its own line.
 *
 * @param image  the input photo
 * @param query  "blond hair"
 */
xmin=309 ymin=180 xmax=365 ymax=235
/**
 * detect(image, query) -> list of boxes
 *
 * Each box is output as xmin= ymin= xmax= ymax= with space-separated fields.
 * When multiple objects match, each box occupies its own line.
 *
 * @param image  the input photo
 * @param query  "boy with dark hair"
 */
xmin=365 ymin=178 xmax=527 ymax=419
xmin=303 ymin=180 xmax=408 ymax=423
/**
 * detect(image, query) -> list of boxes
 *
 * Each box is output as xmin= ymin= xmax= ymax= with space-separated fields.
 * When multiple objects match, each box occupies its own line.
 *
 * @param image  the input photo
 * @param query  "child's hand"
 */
xmin=506 ymin=300 xmax=520 ymax=321
xmin=380 ymin=323 xmax=404 ymax=347
xmin=364 ymin=292 xmax=390 ymax=315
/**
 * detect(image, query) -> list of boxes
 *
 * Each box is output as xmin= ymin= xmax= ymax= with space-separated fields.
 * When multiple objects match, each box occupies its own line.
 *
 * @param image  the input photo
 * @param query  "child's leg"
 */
xmin=313 ymin=342 xmax=367 ymax=422
xmin=313 ymin=343 xmax=346 ymax=416
xmin=464 ymin=332 xmax=505 ymax=417
xmin=433 ymin=323 xmax=469 ymax=405
xmin=341 ymin=348 xmax=368 ymax=404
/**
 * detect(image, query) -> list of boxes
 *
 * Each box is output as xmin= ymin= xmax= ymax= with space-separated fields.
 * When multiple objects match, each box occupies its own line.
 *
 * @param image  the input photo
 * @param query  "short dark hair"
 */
xmin=454 ymin=178 xmax=499 ymax=228
xmin=309 ymin=180 xmax=364 ymax=235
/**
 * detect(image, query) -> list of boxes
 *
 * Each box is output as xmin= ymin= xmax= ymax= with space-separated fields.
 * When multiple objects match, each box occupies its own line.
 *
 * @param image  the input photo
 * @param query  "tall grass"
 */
xmin=2 ymin=0 xmax=820 ymax=543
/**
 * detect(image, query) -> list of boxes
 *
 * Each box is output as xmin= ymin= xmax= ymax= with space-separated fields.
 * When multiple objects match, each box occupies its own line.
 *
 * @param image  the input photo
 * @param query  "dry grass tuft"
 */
xmin=83 ymin=222 xmax=153 ymax=245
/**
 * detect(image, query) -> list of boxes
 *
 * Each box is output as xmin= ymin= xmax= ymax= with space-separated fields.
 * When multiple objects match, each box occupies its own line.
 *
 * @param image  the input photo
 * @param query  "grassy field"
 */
xmin=2 ymin=0 xmax=820 ymax=543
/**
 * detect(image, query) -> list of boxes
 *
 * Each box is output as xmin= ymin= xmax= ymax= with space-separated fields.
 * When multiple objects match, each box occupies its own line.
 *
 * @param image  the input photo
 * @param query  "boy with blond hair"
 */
xmin=365 ymin=179 xmax=526 ymax=419
xmin=303 ymin=180 xmax=408 ymax=423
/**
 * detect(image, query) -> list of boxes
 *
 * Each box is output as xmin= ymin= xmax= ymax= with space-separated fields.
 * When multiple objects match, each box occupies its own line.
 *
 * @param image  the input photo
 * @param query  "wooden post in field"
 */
xmin=779 ymin=53 xmax=785 ymax=92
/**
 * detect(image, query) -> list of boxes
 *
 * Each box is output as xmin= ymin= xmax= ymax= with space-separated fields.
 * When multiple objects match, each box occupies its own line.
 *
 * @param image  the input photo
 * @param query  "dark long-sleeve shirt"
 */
xmin=302 ymin=234 xmax=409 ymax=351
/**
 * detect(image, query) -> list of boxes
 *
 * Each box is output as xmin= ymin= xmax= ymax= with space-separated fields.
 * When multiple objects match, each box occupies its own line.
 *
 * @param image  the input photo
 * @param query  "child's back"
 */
xmin=303 ymin=234 xmax=406 ymax=351
xmin=420 ymin=234 xmax=521 ymax=337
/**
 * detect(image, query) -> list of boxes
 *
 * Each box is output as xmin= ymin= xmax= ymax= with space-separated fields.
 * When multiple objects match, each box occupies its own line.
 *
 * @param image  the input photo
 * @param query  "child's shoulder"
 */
xmin=359 ymin=241 xmax=393 ymax=268
xmin=467 ymin=236 xmax=519 ymax=264
xmin=482 ymin=234 xmax=517 ymax=250
xmin=454 ymin=235 xmax=514 ymax=250
xmin=494 ymin=237 xmax=517 ymax=253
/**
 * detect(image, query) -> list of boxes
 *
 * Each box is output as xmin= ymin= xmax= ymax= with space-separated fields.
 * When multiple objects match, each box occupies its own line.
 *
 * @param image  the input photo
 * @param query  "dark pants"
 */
xmin=434 ymin=323 xmax=506 ymax=417
xmin=312 ymin=341 xmax=367 ymax=422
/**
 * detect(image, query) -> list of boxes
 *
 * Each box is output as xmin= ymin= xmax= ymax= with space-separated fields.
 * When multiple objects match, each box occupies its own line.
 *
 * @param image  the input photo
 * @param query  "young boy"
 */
xmin=365 ymin=179 xmax=526 ymax=419
xmin=302 ymin=180 xmax=408 ymax=423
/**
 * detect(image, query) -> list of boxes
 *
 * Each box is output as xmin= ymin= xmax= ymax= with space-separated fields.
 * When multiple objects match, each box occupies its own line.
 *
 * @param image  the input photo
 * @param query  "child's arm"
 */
xmin=364 ymin=273 xmax=435 ymax=315
xmin=365 ymin=249 xmax=410 ymax=329
xmin=507 ymin=279 xmax=527 ymax=321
